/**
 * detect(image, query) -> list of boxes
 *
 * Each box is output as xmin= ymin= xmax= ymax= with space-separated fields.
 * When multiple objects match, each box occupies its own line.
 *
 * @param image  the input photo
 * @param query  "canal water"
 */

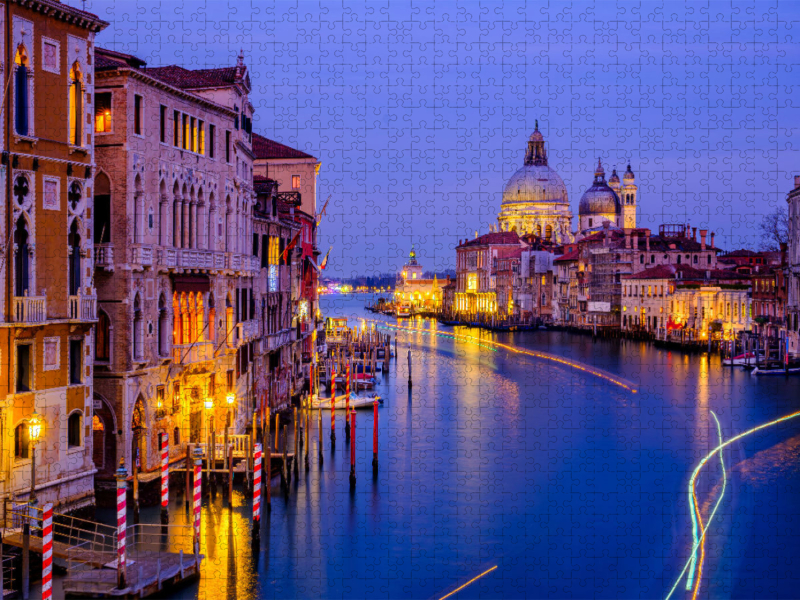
xmin=55 ymin=294 xmax=800 ymax=598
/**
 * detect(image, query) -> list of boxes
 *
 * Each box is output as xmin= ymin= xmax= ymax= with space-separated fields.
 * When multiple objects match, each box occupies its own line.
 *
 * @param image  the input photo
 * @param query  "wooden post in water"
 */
xmin=133 ymin=446 xmax=140 ymax=524
xmin=266 ymin=432 xmax=272 ymax=509
xmin=349 ymin=408 xmax=356 ymax=489
xmin=305 ymin=408 xmax=310 ymax=469
xmin=407 ymin=349 xmax=412 ymax=389
xmin=293 ymin=406 xmax=299 ymax=474
xmin=282 ymin=424 xmax=289 ymax=490
xmin=274 ymin=413 xmax=279 ymax=450
xmin=318 ymin=404 xmax=324 ymax=465
xmin=372 ymin=399 xmax=379 ymax=473
xmin=227 ymin=445 xmax=233 ymax=501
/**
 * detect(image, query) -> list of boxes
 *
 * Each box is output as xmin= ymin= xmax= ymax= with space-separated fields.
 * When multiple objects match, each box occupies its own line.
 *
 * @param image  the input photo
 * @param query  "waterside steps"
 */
xmin=2 ymin=501 xmax=201 ymax=598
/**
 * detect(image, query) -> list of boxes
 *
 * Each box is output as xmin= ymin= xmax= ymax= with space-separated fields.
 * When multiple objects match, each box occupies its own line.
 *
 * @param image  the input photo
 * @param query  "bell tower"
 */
xmin=524 ymin=120 xmax=548 ymax=166
xmin=621 ymin=164 xmax=637 ymax=228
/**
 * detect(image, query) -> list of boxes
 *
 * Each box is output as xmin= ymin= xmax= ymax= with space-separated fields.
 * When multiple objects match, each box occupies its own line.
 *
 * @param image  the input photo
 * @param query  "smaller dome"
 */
xmin=623 ymin=164 xmax=635 ymax=182
xmin=579 ymin=159 xmax=621 ymax=216
xmin=609 ymin=169 xmax=620 ymax=184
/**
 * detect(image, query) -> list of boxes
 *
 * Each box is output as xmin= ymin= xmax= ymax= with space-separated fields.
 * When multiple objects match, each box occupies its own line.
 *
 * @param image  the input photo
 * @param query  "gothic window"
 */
xmin=14 ymin=175 xmax=29 ymax=207
xmin=133 ymin=294 xmax=143 ymax=359
xmin=14 ymin=45 xmax=29 ymax=136
xmin=94 ymin=173 xmax=111 ymax=243
xmin=69 ymin=182 xmax=82 ymax=212
xmin=14 ymin=217 xmax=30 ymax=296
xmin=96 ymin=310 xmax=111 ymax=361
xmin=158 ymin=294 xmax=168 ymax=356
xmin=208 ymin=292 xmax=216 ymax=343
xmin=69 ymin=62 xmax=83 ymax=146
xmin=68 ymin=220 xmax=82 ymax=295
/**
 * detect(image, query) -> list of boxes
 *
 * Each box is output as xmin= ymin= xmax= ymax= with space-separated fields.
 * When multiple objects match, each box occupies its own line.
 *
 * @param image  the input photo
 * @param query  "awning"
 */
xmin=173 ymin=275 xmax=210 ymax=293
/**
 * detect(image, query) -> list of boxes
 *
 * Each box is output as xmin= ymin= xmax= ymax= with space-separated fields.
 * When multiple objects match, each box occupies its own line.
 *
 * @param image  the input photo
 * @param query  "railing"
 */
xmin=132 ymin=244 xmax=153 ymax=267
xmin=173 ymin=341 xmax=213 ymax=364
xmin=158 ymin=247 xmax=178 ymax=268
xmin=276 ymin=191 xmax=301 ymax=206
xmin=13 ymin=295 xmax=47 ymax=324
xmin=69 ymin=294 xmax=97 ymax=321
xmin=264 ymin=329 xmax=295 ymax=351
xmin=241 ymin=319 xmax=259 ymax=343
xmin=212 ymin=434 xmax=250 ymax=458
xmin=94 ymin=244 xmax=114 ymax=269
xmin=227 ymin=253 xmax=242 ymax=271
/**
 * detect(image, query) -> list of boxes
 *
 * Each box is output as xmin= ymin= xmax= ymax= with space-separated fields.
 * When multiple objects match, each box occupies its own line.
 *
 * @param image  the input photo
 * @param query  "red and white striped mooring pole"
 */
xmin=193 ymin=447 xmax=202 ymax=556
xmin=253 ymin=443 xmax=262 ymax=537
xmin=160 ymin=432 xmax=169 ymax=517
xmin=115 ymin=460 xmax=128 ymax=590
xmin=41 ymin=503 xmax=53 ymax=600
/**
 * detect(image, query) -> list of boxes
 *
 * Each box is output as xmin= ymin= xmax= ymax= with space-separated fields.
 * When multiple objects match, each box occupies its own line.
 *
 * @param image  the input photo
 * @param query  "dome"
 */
xmin=579 ymin=159 xmax=621 ymax=215
xmin=529 ymin=119 xmax=544 ymax=142
xmin=608 ymin=169 xmax=619 ymax=185
xmin=623 ymin=164 xmax=635 ymax=182
xmin=502 ymin=164 xmax=568 ymax=205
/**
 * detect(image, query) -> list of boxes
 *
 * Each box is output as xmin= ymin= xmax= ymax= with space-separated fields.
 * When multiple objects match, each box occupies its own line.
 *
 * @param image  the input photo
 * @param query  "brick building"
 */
xmin=92 ymin=48 xmax=259 ymax=488
xmin=0 ymin=1 xmax=107 ymax=513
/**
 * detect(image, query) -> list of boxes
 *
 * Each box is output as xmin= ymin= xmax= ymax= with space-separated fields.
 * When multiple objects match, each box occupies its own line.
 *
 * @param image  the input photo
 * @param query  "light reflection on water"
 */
xmin=65 ymin=295 xmax=800 ymax=599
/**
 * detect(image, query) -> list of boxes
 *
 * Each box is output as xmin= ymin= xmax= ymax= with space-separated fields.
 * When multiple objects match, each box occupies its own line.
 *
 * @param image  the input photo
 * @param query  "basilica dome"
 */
xmin=501 ymin=164 xmax=568 ymax=206
xmin=497 ymin=122 xmax=573 ymax=242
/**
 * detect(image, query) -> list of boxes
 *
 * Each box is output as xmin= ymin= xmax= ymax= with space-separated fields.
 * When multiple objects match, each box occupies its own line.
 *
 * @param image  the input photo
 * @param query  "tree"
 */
xmin=758 ymin=206 xmax=789 ymax=251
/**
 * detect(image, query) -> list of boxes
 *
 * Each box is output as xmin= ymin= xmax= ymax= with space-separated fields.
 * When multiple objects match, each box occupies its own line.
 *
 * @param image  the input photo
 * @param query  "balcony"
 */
xmin=69 ymin=294 xmax=97 ymax=321
xmin=276 ymin=191 xmax=301 ymax=206
xmin=131 ymin=244 xmax=153 ymax=268
xmin=264 ymin=329 xmax=295 ymax=352
xmin=173 ymin=341 xmax=214 ymax=364
xmin=158 ymin=248 xmax=177 ymax=269
xmin=226 ymin=253 xmax=242 ymax=272
xmin=13 ymin=295 xmax=47 ymax=324
xmin=94 ymin=244 xmax=114 ymax=271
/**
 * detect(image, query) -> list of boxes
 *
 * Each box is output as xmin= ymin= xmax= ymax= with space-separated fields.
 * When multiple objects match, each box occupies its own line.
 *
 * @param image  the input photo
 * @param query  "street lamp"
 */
xmin=28 ymin=412 xmax=43 ymax=505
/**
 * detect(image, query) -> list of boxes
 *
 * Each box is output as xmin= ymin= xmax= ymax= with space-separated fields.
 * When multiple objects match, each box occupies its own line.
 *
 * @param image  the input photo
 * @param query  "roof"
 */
xmin=458 ymin=231 xmax=520 ymax=248
xmin=252 ymin=133 xmax=315 ymax=160
xmin=554 ymin=249 xmax=580 ymax=263
xmin=146 ymin=66 xmax=243 ymax=89
xmin=623 ymin=264 xmax=750 ymax=282
xmin=722 ymin=249 xmax=761 ymax=258
xmin=96 ymin=48 xmax=250 ymax=91
xmin=253 ymin=175 xmax=277 ymax=195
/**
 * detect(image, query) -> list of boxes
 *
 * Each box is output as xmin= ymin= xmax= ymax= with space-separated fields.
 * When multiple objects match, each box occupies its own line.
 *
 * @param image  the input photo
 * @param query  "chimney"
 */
xmin=710 ymin=232 xmax=715 ymax=249
xmin=603 ymin=220 xmax=610 ymax=247
xmin=781 ymin=242 xmax=788 ymax=267
xmin=692 ymin=227 xmax=697 ymax=242
xmin=632 ymin=232 xmax=639 ymax=251
xmin=645 ymin=229 xmax=650 ymax=252
xmin=624 ymin=228 xmax=632 ymax=249
xmin=795 ymin=175 xmax=800 ymax=189
xmin=700 ymin=229 xmax=707 ymax=251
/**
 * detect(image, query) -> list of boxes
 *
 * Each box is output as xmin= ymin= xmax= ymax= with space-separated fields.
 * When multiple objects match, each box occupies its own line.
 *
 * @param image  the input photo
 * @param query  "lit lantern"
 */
xmin=226 ymin=392 xmax=235 ymax=406
xmin=29 ymin=412 xmax=43 ymax=444
xmin=204 ymin=398 xmax=214 ymax=410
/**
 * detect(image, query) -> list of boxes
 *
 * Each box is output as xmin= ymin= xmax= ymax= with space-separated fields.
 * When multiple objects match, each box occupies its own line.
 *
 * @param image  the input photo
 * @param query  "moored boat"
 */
xmin=723 ymin=352 xmax=759 ymax=366
xmin=311 ymin=392 xmax=382 ymax=409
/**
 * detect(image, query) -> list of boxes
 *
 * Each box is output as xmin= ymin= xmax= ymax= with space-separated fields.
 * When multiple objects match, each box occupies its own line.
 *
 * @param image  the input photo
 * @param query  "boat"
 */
xmin=396 ymin=308 xmax=411 ymax=318
xmin=311 ymin=392 xmax=382 ymax=409
xmin=723 ymin=352 xmax=759 ymax=366
xmin=751 ymin=365 xmax=800 ymax=376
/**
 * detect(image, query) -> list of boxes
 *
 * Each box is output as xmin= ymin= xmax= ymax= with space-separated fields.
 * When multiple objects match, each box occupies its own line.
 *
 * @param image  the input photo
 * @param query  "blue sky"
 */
xmin=83 ymin=0 xmax=800 ymax=277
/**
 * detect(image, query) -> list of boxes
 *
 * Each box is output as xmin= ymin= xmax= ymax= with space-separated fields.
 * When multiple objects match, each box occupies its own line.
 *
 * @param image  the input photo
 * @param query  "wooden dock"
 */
xmin=3 ymin=529 xmax=114 ymax=568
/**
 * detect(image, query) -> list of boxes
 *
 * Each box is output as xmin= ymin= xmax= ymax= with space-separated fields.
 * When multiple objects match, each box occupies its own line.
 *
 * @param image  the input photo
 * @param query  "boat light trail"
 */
xmin=375 ymin=321 xmax=638 ymax=393
xmin=686 ymin=410 xmax=725 ymax=595
xmin=437 ymin=565 xmax=498 ymax=600
xmin=665 ymin=408 xmax=800 ymax=600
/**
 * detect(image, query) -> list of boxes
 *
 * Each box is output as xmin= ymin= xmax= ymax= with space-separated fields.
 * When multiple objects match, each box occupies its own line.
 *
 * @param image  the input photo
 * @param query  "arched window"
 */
xmin=15 ymin=422 xmax=30 ymax=459
xmin=14 ymin=216 xmax=30 ymax=296
xmin=693 ymin=255 xmax=698 ymax=264
xmin=92 ymin=414 xmax=105 ymax=469
xmin=172 ymin=292 xmax=182 ymax=346
xmin=225 ymin=293 xmax=233 ymax=345
xmin=133 ymin=294 xmax=143 ymax=359
xmin=172 ymin=182 xmax=181 ymax=248
xmin=677 ymin=255 xmax=682 ymax=264
xmin=68 ymin=411 xmax=82 ymax=447
xmin=68 ymin=220 xmax=82 ymax=295
xmin=96 ymin=309 xmax=111 ymax=361
xmin=94 ymin=172 xmax=111 ymax=243
xmin=134 ymin=176 xmax=144 ymax=244
xmin=158 ymin=294 xmax=168 ymax=356
xmin=173 ymin=426 xmax=181 ymax=446
xmin=207 ymin=293 xmax=216 ymax=343
xmin=225 ymin=196 xmax=232 ymax=252
xmin=69 ymin=62 xmax=83 ymax=146
xmin=195 ymin=293 xmax=204 ymax=341
xmin=14 ymin=45 xmax=29 ymax=136
xmin=545 ymin=225 xmax=553 ymax=241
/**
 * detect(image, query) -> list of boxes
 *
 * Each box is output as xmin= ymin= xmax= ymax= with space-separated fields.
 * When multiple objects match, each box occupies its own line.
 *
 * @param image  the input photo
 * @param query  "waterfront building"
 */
xmin=497 ymin=123 xmax=572 ymax=242
xmin=515 ymin=245 xmax=556 ymax=322
xmin=251 ymin=176 xmax=301 ymax=409
xmin=394 ymin=247 xmax=449 ymax=313
xmin=92 ymin=48 xmax=259 ymax=491
xmin=788 ymin=176 xmax=800 ymax=355
xmin=621 ymin=264 xmax=751 ymax=340
xmin=252 ymin=133 xmax=321 ymax=395
xmin=494 ymin=252 xmax=523 ymax=317
xmin=718 ymin=248 xmax=782 ymax=272
xmin=0 ymin=1 xmax=108 ymax=514
xmin=454 ymin=231 xmax=526 ymax=318
xmin=554 ymin=246 xmax=580 ymax=325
